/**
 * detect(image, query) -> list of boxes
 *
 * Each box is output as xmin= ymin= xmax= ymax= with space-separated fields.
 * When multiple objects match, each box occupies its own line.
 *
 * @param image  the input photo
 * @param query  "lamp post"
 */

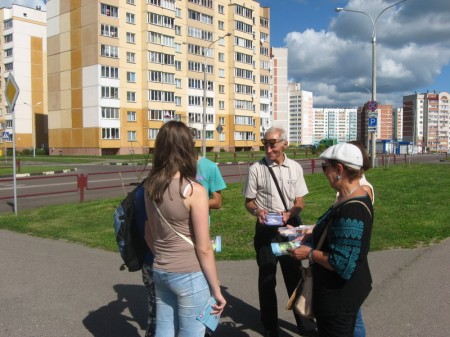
xmin=202 ymin=32 xmax=231 ymax=157
xmin=337 ymin=0 xmax=408 ymax=167
xmin=24 ymin=101 xmax=42 ymax=157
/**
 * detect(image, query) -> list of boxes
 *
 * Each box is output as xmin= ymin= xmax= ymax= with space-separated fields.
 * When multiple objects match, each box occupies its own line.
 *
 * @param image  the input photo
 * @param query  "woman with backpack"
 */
xmin=143 ymin=121 xmax=226 ymax=337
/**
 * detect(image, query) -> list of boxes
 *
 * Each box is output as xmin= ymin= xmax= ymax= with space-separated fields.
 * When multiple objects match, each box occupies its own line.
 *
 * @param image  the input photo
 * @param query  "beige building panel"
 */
xmin=48 ymin=110 xmax=62 ymax=130
xmin=48 ymin=91 xmax=61 ymax=112
xmin=47 ymin=36 xmax=60 ymax=62
xmin=59 ymin=11 xmax=72 ymax=33
xmin=81 ymin=2 xmax=99 ymax=26
xmin=60 ymin=31 xmax=72 ymax=53
xmin=47 ymin=54 xmax=61 ymax=75
xmin=70 ymin=5 xmax=81 ymax=28
xmin=60 ymin=50 xmax=72 ymax=71
xmin=81 ymin=24 xmax=98 ymax=47
xmin=60 ymin=70 xmax=72 ymax=91
xmin=70 ymin=128 xmax=84 ymax=147
xmin=71 ymin=68 xmax=82 ymax=89
xmin=70 ymin=28 xmax=82 ymax=50
xmin=60 ymin=108 xmax=73 ymax=128
xmin=48 ymin=73 xmax=61 ymax=94
xmin=83 ymin=127 xmax=100 ymax=146
xmin=71 ymin=48 xmax=82 ymax=70
xmin=81 ymin=44 xmax=98 ymax=67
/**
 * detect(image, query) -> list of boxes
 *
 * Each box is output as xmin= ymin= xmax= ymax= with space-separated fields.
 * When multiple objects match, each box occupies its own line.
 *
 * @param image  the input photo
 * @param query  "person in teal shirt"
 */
xmin=196 ymin=156 xmax=227 ymax=210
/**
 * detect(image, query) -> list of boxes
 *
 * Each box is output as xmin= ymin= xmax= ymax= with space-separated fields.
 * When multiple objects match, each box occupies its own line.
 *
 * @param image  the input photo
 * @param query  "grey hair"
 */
xmin=264 ymin=127 xmax=286 ymax=140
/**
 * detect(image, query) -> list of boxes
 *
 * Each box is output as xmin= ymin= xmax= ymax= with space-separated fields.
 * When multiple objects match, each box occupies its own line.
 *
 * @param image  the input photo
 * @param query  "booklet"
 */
xmin=278 ymin=225 xmax=315 ymax=238
xmin=271 ymin=241 xmax=301 ymax=256
xmin=196 ymin=296 xmax=221 ymax=331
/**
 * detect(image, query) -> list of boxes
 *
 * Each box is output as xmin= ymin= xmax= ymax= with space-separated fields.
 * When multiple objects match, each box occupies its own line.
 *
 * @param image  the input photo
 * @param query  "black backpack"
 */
xmin=113 ymin=182 xmax=149 ymax=272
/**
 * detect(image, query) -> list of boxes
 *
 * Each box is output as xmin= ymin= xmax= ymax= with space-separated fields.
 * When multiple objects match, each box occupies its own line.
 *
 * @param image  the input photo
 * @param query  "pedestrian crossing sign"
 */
xmin=2 ymin=131 xmax=9 ymax=140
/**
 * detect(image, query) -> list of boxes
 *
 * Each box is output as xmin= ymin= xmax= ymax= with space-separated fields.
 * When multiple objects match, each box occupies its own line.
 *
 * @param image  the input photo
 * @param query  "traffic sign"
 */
xmin=368 ymin=117 xmax=377 ymax=127
xmin=367 ymin=100 xmax=378 ymax=112
xmin=5 ymin=74 xmax=20 ymax=112
xmin=216 ymin=124 xmax=223 ymax=134
xmin=2 ymin=131 xmax=10 ymax=140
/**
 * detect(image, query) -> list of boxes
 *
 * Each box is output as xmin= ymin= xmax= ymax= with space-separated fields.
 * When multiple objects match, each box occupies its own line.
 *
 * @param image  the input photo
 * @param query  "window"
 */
xmin=219 ymin=117 xmax=225 ymax=125
xmin=102 ymin=128 xmax=120 ymax=139
xmin=175 ymin=61 xmax=181 ymax=70
xmin=127 ymin=91 xmax=136 ymax=102
xmin=218 ymin=69 xmax=225 ymax=77
xmin=149 ymin=109 xmax=175 ymax=120
xmin=127 ymin=72 xmax=136 ymax=82
xmin=101 ymin=86 xmax=119 ymax=99
xmin=149 ymin=90 xmax=175 ymax=102
xmin=218 ymin=21 xmax=224 ymax=30
xmin=175 ymin=8 xmax=182 ymax=18
xmin=219 ymin=101 xmax=225 ymax=109
xmin=127 ymin=0 xmax=135 ymax=4
xmin=4 ymin=48 xmax=13 ymax=58
xmin=4 ymin=19 xmax=13 ymax=30
xmin=126 ymin=12 xmax=135 ymax=24
xmin=175 ymin=78 xmax=182 ymax=88
xmin=101 ymin=45 xmax=119 ymax=58
xmin=101 ymin=4 xmax=118 ymax=18
xmin=148 ymin=128 xmax=159 ymax=140
xmin=218 ymin=52 xmax=225 ymax=62
xmin=127 ymin=52 xmax=136 ymax=63
xmin=101 ymin=24 xmax=118 ymax=37
xmin=127 ymin=131 xmax=137 ymax=141
xmin=218 ymin=4 xmax=224 ymax=14
xmin=101 ymin=107 xmax=119 ymax=119
xmin=126 ymin=32 xmax=136 ymax=43
xmin=101 ymin=66 xmax=119 ymax=79
xmin=4 ymin=34 xmax=13 ymax=43
xmin=148 ymin=12 xmax=174 ymax=28
xmin=219 ymin=85 xmax=225 ymax=94
xmin=175 ymin=96 xmax=182 ymax=106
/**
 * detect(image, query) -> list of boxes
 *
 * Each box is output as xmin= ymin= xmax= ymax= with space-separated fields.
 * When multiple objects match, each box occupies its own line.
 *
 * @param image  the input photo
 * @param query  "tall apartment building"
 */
xmin=270 ymin=47 xmax=288 ymax=136
xmin=403 ymin=91 xmax=449 ymax=153
xmin=313 ymin=108 xmax=358 ymax=145
xmin=288 ymin=82 xmax=313 ymax=146
xmin=0 ymin=3 xmax=47 ymax=152
xmin=46 ymin=0 xmax=270 ymax=155
xmin=357 ymin=103 xmax=393 ymax=147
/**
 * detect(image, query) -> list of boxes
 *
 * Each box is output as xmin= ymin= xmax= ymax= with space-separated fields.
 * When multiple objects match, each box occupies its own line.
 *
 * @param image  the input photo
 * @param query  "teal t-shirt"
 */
xmin=196 ymin=157 xmax=226 ymax=197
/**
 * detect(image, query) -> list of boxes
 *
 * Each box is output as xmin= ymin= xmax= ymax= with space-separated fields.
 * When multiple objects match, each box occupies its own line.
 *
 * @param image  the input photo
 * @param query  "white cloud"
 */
xmin=285 ymin=0 xmax=450 ymax=107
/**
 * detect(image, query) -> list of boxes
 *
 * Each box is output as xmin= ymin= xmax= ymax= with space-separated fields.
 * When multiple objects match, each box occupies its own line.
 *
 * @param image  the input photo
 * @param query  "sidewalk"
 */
xmin=0 ymin=230 xmax=448 ymax=337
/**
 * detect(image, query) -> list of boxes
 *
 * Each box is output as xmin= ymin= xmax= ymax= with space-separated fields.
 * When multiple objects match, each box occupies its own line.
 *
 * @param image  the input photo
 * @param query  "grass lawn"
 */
xmin=0 ymin=163 xmax=449 ymax=260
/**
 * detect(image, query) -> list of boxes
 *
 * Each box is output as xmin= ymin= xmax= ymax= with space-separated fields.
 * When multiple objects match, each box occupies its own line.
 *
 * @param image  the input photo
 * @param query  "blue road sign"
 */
xmin=367 ymin=100 xmax=378 ymax=112
xmin=368 ymin=117 xmax=377 ymax=127
xmin=2 ymin=131 xmax=10 ymax=140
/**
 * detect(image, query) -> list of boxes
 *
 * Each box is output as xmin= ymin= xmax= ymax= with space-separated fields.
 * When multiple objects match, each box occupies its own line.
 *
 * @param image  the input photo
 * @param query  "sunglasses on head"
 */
xmin=261 ymin=139 xmax=284 ymax=147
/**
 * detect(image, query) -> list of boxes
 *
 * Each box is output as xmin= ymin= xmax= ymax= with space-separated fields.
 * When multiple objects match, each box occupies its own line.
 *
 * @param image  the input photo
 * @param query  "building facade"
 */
xmin=0 ymin=4 xmax=47 ymax=152
xmin=46 ymin=0 xmax=270 ymax=155
xmin=403 ymin=92 xmax=449 ymax=153
xmin=288 ymin=82 xmax=313 ymax=146
xmin=313 ymin=107 xmax=358 ymax=145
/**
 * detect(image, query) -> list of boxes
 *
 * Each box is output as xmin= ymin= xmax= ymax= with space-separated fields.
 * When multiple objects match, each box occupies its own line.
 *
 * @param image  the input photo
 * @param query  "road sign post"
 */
xmin=5 ymin=74 xmax=20 ymax=215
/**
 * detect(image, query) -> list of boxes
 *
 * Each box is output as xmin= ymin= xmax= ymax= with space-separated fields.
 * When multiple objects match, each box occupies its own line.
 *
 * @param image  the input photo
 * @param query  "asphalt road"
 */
xmin=0 ymin=230 xmax=448 ymax=337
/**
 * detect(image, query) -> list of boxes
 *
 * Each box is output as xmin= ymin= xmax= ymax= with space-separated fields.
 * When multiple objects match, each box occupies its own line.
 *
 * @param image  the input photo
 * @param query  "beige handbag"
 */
xmin=286 ymin=224 xmax=328 ymax=319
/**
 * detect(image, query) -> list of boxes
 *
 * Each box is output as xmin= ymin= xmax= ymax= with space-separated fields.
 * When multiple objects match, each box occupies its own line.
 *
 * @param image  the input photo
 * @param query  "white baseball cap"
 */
xmin=319 ymin=143 xmax=363 ymax=170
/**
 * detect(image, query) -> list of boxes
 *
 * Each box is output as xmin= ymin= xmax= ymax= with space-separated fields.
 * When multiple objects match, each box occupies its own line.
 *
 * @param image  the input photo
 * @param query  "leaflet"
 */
xmin=271 ymin=241 xmax=301 ymax=256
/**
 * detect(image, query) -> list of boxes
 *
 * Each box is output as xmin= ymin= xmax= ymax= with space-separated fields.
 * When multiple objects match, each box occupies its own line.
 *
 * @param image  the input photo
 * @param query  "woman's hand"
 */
xmin=211 ymin=293 xmax=227 ymax=316
xmin=288 ymin=245 xmax=312 ymax=261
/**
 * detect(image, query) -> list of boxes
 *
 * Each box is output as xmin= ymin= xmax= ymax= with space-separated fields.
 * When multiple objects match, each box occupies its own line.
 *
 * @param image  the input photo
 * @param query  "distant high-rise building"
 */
xmin=313 ymin=108 xmax=358 ymax=145
xmin=0 ymin=4 xmax=47 ymax=152
xmin=288 ymin=83 xmax=313 ymax=146
xmin=46 ymin=0 xmax=270 ymax=155
xmin=270 ymin=47 xmax=289 ymax=135
xmin=403 ymin=92 xmax=449 ymax=153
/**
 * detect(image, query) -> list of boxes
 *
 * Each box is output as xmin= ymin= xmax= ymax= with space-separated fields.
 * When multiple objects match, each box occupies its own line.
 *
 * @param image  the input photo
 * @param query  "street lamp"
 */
xmin=24 ymin=101 xmax=42 ymax=157
xmin=202 ymin=32 xmax=231 ymax=157
xmin=337 ymin=0 xmax=408 ymax=167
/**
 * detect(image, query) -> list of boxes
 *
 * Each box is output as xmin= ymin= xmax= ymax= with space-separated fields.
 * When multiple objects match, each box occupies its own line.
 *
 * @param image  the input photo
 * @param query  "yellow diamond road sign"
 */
xmin=5 ymin=74 xmax=20 ymax=112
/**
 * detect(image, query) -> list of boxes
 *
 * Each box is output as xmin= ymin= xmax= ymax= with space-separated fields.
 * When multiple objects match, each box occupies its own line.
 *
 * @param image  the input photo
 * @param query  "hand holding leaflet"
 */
xmin=196 ymin=296 xmax=221 ymax=331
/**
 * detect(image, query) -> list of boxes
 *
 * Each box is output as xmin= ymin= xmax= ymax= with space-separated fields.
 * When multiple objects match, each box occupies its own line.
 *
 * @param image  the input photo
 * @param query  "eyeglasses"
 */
xmin=261 ymin=139 xmax=284 ymax=147
xmin=321 ymin=163 xmax=332 ymax=172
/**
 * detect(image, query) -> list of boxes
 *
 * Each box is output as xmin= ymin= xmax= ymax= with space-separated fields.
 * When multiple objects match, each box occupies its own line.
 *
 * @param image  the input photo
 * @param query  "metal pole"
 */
xmin=12 ymin=108 xmax=18 ymax=215
xmin=202 ymin=33 xmax=231 ymax=157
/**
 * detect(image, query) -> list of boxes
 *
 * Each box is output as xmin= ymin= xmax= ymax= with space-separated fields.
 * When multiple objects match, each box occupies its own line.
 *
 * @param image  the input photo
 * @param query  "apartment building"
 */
xmin=288 ymin=82 xmax=313 ymax=146
xmin=357 ymin=103 xmax=393 ymax=148
xmin=313 ymin=107 xmax=358 ymax=145
xmin=270 ymin=47 xmax=288 ymax=136
xmin=403 ymin=91 xmax=449 ymax=153
xmin=0 ymin=3 xmax=47 ymax=152
xmin=46 ymin=0 xmax=270 ymax=155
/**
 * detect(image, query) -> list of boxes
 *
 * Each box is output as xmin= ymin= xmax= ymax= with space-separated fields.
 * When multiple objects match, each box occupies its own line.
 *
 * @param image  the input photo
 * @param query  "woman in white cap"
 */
xmin=290 ymin=143 xmax=374 ymax=337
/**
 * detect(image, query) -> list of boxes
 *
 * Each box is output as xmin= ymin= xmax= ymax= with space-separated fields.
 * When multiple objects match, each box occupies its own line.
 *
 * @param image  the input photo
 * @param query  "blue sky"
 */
xmin=259 ymin=0 xmax=450 ymax=107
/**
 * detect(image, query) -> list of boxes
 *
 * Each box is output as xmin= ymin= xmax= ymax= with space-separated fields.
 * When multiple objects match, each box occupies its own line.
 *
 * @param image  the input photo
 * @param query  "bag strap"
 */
xmin=316 ymin=221 xmax=329 ymax=251
xmin=263 ymin=158 xmax=289 ymax=212
xmin=345 ymin=199 xmax=372 ymax=219
xmin=152 ymin=200 xmax=194 ymax=246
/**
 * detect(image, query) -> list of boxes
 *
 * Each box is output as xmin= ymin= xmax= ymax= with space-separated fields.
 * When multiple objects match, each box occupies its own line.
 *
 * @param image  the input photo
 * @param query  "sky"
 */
xmin=7 ymin=0 xmax=450 ymax=108
xmin=259 ymin=0 xmax=450 ymax=107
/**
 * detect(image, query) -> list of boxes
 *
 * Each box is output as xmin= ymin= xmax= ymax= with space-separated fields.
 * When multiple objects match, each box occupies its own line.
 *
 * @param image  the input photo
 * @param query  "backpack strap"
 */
xmin=152 ymin=200 xmax=194 ymax=246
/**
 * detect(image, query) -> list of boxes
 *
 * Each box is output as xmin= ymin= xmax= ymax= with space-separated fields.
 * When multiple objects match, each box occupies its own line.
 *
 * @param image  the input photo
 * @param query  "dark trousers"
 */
xmin=254 ymin=224 xmax=316 ymax=335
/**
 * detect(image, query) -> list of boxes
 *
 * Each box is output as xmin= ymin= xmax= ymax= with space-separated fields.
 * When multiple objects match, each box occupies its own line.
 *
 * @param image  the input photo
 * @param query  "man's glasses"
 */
xmin=261 ymin=139 xmax=284 ymax=147
xmin=321 ymin=163 xmax=332 ymax=172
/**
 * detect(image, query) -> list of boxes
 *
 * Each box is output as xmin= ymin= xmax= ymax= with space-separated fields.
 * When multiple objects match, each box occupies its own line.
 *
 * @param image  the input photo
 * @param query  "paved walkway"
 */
xmin=0 ymin=230 xmax=448 ymax=337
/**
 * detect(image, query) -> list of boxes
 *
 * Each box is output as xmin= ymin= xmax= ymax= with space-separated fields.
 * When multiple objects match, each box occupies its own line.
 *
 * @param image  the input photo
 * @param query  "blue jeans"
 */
xmin=354 ymin=308 xmax=366 ymax=337
xmin=152 ymin=269 xmax=210 ymax=337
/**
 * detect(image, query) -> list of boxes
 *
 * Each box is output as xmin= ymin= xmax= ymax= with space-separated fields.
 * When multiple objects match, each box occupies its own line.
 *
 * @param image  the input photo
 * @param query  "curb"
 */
xmin=13 ymin=168 xmax=78 ymax=178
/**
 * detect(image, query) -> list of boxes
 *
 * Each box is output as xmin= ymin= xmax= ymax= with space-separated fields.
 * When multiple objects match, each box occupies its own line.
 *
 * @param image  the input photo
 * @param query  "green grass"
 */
xmin=0 ymin=163 xmax=449 ymax=260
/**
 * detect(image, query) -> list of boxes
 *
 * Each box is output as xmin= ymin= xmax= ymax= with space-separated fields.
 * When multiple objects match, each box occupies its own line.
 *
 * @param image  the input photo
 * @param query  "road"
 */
xmin=0 ymin=154 xmax=446 ymax=214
